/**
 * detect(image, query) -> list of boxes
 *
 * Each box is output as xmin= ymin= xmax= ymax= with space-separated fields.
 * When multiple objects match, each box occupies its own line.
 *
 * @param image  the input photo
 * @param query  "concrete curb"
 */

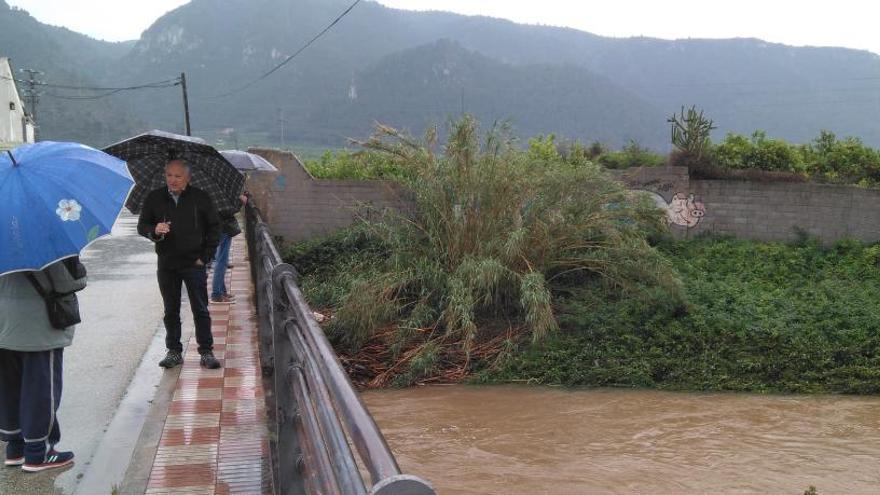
xmin=75 ymin=322 xmax=193 ymax=495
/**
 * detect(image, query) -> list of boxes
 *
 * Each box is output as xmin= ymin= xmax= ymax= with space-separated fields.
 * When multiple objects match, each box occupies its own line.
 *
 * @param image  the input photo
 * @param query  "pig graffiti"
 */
xmin=667 ymin=192 xmax=705 ymax=228
xmin=640 ymin=191 xmax=706 ymax=228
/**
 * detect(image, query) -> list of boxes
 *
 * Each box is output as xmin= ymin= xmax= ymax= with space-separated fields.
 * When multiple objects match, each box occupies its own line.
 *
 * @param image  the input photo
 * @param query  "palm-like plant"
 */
xmin=328 ymin=116 xmax=683 ymax=382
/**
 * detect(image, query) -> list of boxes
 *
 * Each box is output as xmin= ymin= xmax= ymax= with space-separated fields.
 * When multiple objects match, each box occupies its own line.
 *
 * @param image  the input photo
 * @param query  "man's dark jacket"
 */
xmin=137 ymin=186 xmax=221 ymax=269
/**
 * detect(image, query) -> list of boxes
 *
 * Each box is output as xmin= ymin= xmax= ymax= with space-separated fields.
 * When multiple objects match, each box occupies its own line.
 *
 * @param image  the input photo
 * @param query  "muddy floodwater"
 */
xmin=362 ymin=385 xmax=880 ymax=494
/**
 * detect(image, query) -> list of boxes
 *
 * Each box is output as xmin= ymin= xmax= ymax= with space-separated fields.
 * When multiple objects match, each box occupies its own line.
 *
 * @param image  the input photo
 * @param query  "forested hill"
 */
xmin=2 ymin=0 xmax=879 ymax=148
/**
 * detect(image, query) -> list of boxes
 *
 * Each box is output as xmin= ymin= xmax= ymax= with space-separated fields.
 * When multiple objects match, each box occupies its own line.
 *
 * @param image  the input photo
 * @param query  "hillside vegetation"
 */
xmin=3 ymin=0 xmax=879 ymax=148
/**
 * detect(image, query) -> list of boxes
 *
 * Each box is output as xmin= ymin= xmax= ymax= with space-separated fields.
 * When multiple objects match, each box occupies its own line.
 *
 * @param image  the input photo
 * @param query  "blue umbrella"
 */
xmin=0 ymin=141 xmax=134 ymax=276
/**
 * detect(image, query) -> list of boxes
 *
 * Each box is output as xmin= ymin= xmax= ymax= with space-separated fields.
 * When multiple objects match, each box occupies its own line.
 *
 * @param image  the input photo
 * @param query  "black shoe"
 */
xmin=159 ymin=350 xmax=183 ymax=369
xmin=211 ymin=294 xmax=236 ymax=303
xmin=200 ymin=350 xmax=221 ymax=369
xmin=4 ymin=441 xmax=24 ymax=467
xmin=21 ymin=449 xmax=74 ymax=473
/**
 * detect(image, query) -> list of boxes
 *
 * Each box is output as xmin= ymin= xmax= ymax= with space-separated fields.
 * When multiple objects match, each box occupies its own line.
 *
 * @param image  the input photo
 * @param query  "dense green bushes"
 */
xmin=710 ymin=130 xmax=880 ymax=184
xmin=494 ymin=235 xmax=880 ymax=393
xmin=303 ymin=149 xmax=410 ymax=180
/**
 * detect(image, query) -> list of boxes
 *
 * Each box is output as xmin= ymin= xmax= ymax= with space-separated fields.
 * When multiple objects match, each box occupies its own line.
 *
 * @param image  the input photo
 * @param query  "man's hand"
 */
xmin=195 ymin=259 xmax=205 ymax=267
xmin=155 ymin=221 xmax=172 ymax=235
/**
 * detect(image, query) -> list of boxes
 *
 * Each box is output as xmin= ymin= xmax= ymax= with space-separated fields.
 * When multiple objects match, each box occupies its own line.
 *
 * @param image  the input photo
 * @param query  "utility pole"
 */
xmin=20 ymin=68 xmax=44 ymax=141
xmin=180 ymin=72 xmax=191 ymax=136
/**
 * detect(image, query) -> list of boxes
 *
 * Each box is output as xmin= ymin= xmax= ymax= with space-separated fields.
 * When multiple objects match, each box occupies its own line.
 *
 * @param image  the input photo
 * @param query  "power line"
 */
xmin=43 ymin=82 xmax=180 ymax=100
xmin=204 ymin=0 xmax=362 ymax=99
xmin=1 ymin=73 xmax=181 ymax=100
xmin=36 ymin=77 xmax=181 ymax=91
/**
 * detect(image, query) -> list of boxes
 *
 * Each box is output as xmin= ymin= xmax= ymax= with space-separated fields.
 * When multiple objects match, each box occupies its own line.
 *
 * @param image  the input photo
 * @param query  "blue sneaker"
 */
xmin=4 ymin=441 xmax=24 ymax=467
xmin=21 ymin=449 xmax=74 ymax=472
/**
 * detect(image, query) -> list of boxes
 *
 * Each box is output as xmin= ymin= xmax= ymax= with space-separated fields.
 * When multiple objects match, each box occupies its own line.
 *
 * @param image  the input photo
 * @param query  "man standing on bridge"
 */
xmin=137 ymin=159 xmax=222 ymax=369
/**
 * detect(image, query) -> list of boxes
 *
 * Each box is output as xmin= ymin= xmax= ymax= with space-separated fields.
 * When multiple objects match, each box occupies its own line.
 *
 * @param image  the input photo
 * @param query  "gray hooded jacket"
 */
xmin=0 ymin=260 xmax=88 ymax=351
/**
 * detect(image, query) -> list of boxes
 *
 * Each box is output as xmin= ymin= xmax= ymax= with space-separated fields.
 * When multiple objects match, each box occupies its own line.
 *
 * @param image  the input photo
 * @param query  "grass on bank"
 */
xmin=493 ymin=235 xmax=880 ymax=394
xmin=290 ymin=228 xmax=880 ymax=393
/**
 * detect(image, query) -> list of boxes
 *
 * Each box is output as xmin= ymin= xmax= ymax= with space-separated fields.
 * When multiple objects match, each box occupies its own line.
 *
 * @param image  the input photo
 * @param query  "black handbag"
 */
xmin=26 ymin=259 xmax=85 ymax=330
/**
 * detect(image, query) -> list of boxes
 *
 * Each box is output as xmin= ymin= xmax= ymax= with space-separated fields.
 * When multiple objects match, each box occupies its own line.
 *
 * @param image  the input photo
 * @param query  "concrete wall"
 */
xmin=247 ymin=153 xmax=880 ymax=245
xmin=246 ymin=148 xmax=411 ymax=244
xmin=689 ymin=180 xmax=880 ymax=242
xmin=618 ymin=166 xmax=880 ymax=243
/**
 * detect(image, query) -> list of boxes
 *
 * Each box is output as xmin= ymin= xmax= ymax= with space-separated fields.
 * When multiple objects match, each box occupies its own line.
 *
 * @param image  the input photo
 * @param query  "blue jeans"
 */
xmin=158 ymin=264 xmax=213 ymax=353
xmin=212 ymin=233 xmax=232 ymax=298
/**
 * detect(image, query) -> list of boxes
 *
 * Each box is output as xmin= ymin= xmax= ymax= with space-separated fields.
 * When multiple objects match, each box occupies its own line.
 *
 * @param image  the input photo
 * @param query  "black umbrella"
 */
xmin=103 ymin=130 xmax=245 ymax=216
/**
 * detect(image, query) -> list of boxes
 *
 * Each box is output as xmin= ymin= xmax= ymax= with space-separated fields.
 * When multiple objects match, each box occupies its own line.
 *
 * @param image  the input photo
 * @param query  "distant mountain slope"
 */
xmin=4 ymin=0 xmax=879 ymax=148
xmin=310 ymin=40 xmax=667 ymax=148
xmin=0 ymin=0 xmax=143 ymax=145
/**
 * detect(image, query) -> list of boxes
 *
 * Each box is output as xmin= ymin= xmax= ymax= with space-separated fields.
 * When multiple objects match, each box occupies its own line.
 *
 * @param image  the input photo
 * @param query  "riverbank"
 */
xmin=492 ymin=235 xmax=880 ymax=393
xmin=288 ymin=233 xmax=880 ymax=394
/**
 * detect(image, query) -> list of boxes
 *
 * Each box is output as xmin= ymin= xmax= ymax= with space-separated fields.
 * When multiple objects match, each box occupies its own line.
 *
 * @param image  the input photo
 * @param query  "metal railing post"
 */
xmin=272 ymin=265 xmax=304 ymax=495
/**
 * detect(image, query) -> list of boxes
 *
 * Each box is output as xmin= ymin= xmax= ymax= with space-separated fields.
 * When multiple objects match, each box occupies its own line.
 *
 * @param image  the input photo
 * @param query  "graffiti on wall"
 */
xmin=642 ymin=191 xmax=706 ymax=228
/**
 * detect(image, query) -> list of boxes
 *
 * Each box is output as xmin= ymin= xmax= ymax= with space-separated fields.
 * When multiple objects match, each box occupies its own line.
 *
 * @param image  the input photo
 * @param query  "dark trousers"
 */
xmin=0 ymin=348 xmax=64 ymax=458
xmin=157 ymin=265 xmax=213 ymax=353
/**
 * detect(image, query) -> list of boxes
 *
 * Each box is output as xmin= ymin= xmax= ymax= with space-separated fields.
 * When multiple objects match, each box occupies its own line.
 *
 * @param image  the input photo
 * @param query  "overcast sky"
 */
xmin=6 ymin=0 xmax=879 ymax=56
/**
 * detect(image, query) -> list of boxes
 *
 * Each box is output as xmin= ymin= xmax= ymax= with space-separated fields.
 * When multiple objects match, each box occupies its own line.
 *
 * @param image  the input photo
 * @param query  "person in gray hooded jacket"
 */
xmin=0 ymin=258 xmax=86 ymax=472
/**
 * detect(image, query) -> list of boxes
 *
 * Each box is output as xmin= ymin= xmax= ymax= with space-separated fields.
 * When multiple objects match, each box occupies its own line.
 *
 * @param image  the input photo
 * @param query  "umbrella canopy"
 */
xmin=219 ymin=150 xmax=278 ymax=172
xmin=103 ymin=130 xmax=245 ymax=216
xmin=0 ymin=141 xmax=134 ymax=276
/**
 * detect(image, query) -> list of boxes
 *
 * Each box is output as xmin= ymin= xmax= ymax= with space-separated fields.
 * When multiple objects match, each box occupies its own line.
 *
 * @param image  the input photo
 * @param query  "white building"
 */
xmin=0 ymin=57 xmax=35 ymax=148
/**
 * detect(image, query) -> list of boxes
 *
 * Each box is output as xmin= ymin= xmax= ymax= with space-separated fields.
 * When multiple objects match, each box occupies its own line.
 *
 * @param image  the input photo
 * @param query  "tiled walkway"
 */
xmin=145 ymin=237 xmax=271 ymax=494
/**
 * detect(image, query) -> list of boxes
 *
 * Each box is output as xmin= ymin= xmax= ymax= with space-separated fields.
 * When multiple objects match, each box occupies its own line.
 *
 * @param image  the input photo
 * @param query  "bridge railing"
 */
xmin=245 ymin=202 xmax=435 ymax=495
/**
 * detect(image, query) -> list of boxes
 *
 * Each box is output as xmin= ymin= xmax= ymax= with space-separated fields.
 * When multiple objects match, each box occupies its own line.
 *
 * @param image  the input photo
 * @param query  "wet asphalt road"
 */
xmin=0 ymin=213 xmax=164 ymax=494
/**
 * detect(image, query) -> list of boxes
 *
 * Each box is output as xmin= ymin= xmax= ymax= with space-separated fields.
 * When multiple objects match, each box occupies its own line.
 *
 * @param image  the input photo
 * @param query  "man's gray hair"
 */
xmin=165 ymin=158 xmax=192 ymax=176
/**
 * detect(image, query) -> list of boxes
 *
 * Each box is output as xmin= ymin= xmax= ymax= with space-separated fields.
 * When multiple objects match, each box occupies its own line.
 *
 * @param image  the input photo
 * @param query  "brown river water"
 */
xmin=362 ymin=385 xmax=880 ymax=494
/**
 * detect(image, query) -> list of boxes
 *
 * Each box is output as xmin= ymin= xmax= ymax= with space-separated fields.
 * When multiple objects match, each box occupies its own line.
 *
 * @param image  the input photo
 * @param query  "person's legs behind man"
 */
xmin=211 ymin=233 xmax=233 ymax=303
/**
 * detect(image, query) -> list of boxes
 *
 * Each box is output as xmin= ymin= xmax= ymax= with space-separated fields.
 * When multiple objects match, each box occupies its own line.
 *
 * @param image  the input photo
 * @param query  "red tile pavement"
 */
xmin=146 ymin=236 xmax=271 ymax=494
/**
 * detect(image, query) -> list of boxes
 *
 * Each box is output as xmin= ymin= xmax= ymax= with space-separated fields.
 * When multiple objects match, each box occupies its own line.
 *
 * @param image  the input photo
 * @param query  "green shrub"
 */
xmin=597 ymin=140 xmax=665 ymax=169
xmin=303 ymin=149 xmax=410 ymax=180
xmin=712 ymin=129 xmax=880 ymax=184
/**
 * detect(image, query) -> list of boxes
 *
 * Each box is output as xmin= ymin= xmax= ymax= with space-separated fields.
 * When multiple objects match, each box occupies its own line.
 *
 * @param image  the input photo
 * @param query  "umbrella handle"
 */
xmin=6 ymin=150 xmax=17 ymax=167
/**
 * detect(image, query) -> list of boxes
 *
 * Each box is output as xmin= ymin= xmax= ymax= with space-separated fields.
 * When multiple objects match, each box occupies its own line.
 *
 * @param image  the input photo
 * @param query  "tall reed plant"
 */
xmin=319 ymin=116 xmax=683 ymax=382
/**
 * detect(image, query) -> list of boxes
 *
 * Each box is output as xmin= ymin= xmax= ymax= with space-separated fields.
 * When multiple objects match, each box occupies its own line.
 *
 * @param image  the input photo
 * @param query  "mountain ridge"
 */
xmin=2 ymin=0 xmax=878 ymax=148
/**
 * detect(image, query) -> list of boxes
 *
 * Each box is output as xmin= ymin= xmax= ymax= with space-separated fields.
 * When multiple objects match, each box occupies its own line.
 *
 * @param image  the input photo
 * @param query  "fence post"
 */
xmin=273 ymin=264 xmax=304 ymax=495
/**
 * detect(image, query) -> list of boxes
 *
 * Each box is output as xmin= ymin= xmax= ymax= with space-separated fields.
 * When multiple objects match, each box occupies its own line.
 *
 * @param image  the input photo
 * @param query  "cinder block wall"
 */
xmin=618 ymin=166 xmax=880 ymax=243
xmin=246 ymin=152 xmax=880 ymax=245
xmin=245 ymin=148 xmax=411 ymax=244
xmin=689 ymin=180 xmax=880 ymax=242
